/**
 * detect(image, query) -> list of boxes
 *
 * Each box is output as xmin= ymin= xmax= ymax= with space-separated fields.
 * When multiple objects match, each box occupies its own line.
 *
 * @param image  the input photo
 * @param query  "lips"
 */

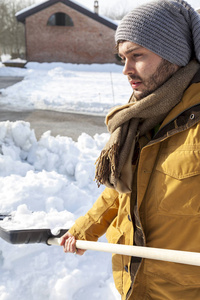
xmin=130 ymin=80 xmax=142 ymax=89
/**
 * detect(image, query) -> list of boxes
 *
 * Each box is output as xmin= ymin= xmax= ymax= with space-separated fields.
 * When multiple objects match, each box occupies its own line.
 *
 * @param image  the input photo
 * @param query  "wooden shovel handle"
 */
xmin=47 ymin=237 xmax=200 ymax=267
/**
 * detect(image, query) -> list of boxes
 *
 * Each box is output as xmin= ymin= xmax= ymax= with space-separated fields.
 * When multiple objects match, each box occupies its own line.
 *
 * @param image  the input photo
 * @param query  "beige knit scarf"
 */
xmin=95 ymin=60 xmax=200 ymax=194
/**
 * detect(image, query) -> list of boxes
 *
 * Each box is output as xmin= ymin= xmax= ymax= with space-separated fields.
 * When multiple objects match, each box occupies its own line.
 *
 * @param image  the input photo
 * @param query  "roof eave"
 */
xmin=16 ymin=0 xmax=117 ymax=30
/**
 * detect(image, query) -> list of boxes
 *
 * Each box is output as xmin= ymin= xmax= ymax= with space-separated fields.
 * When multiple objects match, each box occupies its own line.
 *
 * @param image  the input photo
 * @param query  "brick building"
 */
xmin=16 ymin=0 xmax=118 ymax=64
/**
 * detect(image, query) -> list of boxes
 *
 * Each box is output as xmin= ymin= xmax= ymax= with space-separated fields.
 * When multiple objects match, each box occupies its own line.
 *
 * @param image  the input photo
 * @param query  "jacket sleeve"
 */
xmin=68 ymin=187 xmax=119 ymax=241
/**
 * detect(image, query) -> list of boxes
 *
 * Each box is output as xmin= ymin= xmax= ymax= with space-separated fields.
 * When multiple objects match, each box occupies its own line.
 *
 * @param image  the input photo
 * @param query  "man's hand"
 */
xmin=60 ymin=231 xmax=85 ymax=255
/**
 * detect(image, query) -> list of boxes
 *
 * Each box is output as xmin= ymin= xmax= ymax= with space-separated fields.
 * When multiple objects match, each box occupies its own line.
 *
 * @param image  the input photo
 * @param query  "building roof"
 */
xmin=16 ymin=0 xmax=117 ymax=30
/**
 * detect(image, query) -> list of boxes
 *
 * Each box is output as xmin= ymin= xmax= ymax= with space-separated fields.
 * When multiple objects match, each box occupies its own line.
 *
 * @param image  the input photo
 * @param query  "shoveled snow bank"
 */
xmin=0 ymin=121 xmax=120 ymax=300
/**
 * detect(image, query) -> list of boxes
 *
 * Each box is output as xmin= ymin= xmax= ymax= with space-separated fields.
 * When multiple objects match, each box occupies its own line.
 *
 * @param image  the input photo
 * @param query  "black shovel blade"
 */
xmin=0 ymin=227 xmax=67 ymax=245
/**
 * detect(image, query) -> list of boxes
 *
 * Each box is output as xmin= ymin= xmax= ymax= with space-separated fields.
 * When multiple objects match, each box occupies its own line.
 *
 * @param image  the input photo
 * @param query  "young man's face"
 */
xmin=118 ymin=41 xmax=180 ymax=100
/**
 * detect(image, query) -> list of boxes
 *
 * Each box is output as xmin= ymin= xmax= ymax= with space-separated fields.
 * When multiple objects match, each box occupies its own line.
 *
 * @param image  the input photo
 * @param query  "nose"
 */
xmin=123 ymin=59 xmax=135 ymax=76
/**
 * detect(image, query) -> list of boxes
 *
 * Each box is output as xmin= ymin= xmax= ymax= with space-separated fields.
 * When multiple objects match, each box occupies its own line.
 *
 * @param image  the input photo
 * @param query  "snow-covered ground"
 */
xmin=0 ymin=61 xmax=131 ymax=115
xmin=0 ymin=61 xmax=131 ymax=300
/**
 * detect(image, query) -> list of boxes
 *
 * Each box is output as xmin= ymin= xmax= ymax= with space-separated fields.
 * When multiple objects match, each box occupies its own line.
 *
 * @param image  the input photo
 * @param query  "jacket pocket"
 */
xmin=155 ymin=148 xmax=200 ymax=215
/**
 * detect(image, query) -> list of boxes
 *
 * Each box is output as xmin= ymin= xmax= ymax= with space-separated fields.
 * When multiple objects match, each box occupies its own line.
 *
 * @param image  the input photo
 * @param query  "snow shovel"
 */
xmin=1 ymin=225 xmax=200 ymax=267
xmin=0 ymin=225 xmax=67 ymax=244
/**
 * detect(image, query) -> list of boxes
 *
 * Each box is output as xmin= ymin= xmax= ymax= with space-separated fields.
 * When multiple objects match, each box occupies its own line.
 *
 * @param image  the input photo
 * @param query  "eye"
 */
xmin=133 ymin=53 xmax=142 ymax=58
xmin=118 ymin=54 xmax=126 ymax=64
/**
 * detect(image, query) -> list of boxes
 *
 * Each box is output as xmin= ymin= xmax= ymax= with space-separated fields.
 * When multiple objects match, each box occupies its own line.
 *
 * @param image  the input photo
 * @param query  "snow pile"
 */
xmin=0 ymin=62 xmax=131 ymax=115
xmin=1 ymin=54 xmax=12 ymax=63
xmin=0 ymin=120 xmax=121 ymax=300
xmin=0 ymin=121 xmax=107 ymax=215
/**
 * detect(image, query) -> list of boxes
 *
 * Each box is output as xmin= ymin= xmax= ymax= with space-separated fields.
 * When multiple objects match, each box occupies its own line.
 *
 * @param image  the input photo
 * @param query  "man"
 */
xmin=61 ymin=0 xmax=200 ymax=299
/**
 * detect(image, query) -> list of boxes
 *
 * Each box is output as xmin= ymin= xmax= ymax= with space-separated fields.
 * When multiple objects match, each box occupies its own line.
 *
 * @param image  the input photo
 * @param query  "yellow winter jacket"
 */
xmin=69 ymin=79 xmax=200 ymax=299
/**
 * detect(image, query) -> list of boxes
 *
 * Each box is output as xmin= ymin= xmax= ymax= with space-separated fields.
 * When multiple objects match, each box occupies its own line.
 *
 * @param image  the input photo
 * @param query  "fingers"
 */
xmin=62 ymin=236 xmax=76 ymax=253
xmin=76 ymin=248 xmax=86 ymax=256
xmin=60 ymin=232 xmax=85 ymax=256
xmin=60 ymin=231 xmax=73 ymax=246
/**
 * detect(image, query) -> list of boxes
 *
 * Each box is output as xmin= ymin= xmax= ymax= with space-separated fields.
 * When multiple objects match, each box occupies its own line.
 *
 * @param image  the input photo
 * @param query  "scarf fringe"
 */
xmin=95 ymin=143 xmax=120 ymax=187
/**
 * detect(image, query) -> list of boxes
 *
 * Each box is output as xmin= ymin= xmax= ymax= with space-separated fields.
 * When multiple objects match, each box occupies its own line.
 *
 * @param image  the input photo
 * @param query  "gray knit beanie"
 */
xmin=115 ymin=0 xmax=200 ymax=66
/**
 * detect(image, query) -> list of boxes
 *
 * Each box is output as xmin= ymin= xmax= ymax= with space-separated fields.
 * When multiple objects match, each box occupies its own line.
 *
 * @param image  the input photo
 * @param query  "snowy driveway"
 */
xmin=0 ymin=76 xmax=107 ymax=140
xmin=0 ymin=76 xmax=24 ymax=89
xmin=0 ymin=107 xmax=107 ymax=140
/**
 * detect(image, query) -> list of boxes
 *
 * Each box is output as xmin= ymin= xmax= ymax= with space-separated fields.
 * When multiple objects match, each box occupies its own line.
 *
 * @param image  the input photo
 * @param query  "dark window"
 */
xmin=47 ymin=12 xmax=74 ymax=26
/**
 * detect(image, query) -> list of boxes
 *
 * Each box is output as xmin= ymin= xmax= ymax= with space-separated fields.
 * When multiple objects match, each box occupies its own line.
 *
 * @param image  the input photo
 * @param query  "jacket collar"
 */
xmin=150 ymin=67 xmax=200 ymax=144
xmin=151 ymin=103 xmax=200 ymax=144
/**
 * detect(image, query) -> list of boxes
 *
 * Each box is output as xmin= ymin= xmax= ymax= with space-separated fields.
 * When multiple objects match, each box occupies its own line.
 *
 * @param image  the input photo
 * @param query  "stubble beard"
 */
xmin=132 ymin=59 xmax=179 ymax=100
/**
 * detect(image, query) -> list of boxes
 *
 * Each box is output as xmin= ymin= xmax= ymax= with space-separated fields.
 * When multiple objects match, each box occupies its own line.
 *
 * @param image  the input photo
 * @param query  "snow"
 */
xmin=0 ymin=62 xmax=131 ymax=115
xmin=0 ymin=62 xmax=131 ymax=300
xmin=3 ymin=58 xmax=27 ymax=64
xmin=1 ymin=54 xmax=12 ymax=63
